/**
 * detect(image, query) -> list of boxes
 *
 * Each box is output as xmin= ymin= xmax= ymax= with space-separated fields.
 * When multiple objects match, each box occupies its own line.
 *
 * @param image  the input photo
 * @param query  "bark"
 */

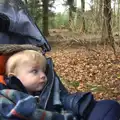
xmin=117 ymin=0 xmax=120 ymax=36
xmin=42 ymin=0 xmax=49 ymax=36
xmin=68 ymin=0 xmax=74 ymax=31
xmin=101 ymin=0 xmax=116 ymax=54
xmin=69 ymin=5 xmax=73 ymax=31
xmin=81 ymin=0 xmax=86 ymax=32
xmin=74 ymin=0 xmax=77 ymax=27
xmin=97 ymin=0 xmax=103 ymax=25
xmin=24 ymin=0 xmax=28 ymax=4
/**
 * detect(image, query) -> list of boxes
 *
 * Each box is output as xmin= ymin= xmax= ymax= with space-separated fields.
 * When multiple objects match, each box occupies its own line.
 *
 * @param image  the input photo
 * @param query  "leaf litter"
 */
xmin=47 ymin=46 xmax=120 ymax=101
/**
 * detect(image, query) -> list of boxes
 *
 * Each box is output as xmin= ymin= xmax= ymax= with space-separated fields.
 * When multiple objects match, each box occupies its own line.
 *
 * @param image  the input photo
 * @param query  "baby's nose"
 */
xmin=40 ymin=72 xmax=46 ymax=80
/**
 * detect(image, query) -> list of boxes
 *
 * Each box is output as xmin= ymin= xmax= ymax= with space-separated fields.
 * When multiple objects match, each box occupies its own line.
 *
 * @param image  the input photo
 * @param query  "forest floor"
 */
xmin=46 ymin=29 xmax=120 ymax=101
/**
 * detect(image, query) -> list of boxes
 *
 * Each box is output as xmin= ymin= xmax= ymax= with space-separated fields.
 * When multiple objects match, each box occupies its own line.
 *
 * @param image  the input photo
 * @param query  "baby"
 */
xmin=3 ymin=49 xmax=75 ymax=120
xmin=5 ymin=50 xmax=48 ymax=94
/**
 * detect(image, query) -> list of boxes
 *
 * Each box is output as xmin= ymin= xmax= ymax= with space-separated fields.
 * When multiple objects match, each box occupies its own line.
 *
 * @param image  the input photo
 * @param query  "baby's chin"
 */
xmin=35 ymin=85 xmax=45 ymax=91
xmin=29 ymin=83 xmax=46 ymax=93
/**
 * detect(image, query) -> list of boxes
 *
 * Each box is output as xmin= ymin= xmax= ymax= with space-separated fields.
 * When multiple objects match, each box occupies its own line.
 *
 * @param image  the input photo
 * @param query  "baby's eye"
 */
xmin=31 ymin=69 xmax=38 ymax=74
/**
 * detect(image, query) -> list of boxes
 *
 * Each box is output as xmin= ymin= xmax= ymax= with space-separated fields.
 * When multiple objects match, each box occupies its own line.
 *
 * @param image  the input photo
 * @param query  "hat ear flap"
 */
xmin=0 ymin=75 xmax=6 ymax=85
xmin=0 ymin=56 xmax=8 ymax=75
xmin=0 ymin=55 xmax=9 ymax=85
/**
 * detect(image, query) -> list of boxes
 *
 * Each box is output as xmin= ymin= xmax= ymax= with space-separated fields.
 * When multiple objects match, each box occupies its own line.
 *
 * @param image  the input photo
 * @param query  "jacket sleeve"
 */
xmin=58 ymin=77 xmax=96 ymax=119
xmin=0 ymin=89 xmax=51 ymax=120
xmin=0 ymin=89 xmax=72 ymax=120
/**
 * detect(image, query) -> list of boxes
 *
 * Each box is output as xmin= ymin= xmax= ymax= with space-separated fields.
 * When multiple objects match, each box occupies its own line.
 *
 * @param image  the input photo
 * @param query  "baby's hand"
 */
xmin=14 ymin=95 xmax=37 ymax=116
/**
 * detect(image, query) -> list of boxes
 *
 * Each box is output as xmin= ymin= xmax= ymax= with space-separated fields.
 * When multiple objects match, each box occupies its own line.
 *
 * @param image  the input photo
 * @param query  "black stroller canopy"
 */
xmin=0 ymin=0 xmax=51 ymax=52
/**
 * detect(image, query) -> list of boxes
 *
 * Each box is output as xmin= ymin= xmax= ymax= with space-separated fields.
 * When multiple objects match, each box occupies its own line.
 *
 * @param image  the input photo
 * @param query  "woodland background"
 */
xmin=23 ymin=0 xmax=120 ymax=101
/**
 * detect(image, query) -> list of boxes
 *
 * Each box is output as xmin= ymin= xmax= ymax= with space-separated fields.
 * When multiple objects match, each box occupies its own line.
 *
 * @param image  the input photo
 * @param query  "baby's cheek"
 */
xmin=45 ymin=76 xmax=47 ymax=82
xmin=19 ymin=76 xmax=30 ymax=85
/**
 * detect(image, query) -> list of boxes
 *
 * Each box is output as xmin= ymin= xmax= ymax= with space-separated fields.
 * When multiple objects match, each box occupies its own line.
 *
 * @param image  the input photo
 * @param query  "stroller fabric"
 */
xmin=0 ymin=0 xmax=50 ymax=52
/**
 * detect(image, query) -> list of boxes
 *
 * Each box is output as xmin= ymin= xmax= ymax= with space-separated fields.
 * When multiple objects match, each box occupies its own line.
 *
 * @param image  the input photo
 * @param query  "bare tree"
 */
xmin=101 ymin=0 xmax=116 ymax=54
xmin=24 ymin=0 xmax=28 ymax=4
xmin=117 ymin=0 xmax=120 ymax=36
xmin=42 ymin=0 xmax=49 ymax=36
xmin=67 ymin=0 xmax=74 ymax=30
xmin=74 ymin=0 xmax=78 ymax=27
xmin=97 ymin=0 xmax=103 ymax=26
xmin=81 ymin=0 xmax=86 ymax=32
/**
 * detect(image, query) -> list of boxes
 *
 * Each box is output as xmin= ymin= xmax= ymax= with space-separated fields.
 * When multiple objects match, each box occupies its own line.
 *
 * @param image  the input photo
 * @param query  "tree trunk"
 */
xmin=24 ymin=0 xmax=28 ymax=4
xmin=69 ymin=5 xmax=73 ymax=31
xmin=81 ymin=0 xmax=86 ymax=32
xmin=68 ymin=0 xmax=74 ymax=31
xmin=101 ymin=0 xmax=116 ymax=54
xmin=97 ymin=0 xmax=103 ymax=26
xmin=74 ymin=0 xmax=78 ymax=27
xmin=42 ymin=0 xmax=49 ymax=36
xmin=113 ymin=0 xmax=116 ymax=28
xmin=94 ymin=0 xmax=98 ymax=13
xmin=117 ymin=0 xmax=120 ymax=36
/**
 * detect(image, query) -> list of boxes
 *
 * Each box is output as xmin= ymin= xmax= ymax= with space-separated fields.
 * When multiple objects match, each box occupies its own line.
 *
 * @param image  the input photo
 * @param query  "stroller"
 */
xmin=0 ymin=0 xmax=120 ymax=120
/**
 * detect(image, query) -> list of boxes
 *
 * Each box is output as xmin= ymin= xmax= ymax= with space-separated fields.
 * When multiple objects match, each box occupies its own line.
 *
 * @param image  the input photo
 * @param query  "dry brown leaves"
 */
xmin=47 ymin=46 xmax=120 ymax=101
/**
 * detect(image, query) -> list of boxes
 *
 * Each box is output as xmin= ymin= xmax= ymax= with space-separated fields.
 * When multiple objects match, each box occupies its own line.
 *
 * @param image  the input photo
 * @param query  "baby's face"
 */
xmin=15 ymin=61 xmax=47 ymax=93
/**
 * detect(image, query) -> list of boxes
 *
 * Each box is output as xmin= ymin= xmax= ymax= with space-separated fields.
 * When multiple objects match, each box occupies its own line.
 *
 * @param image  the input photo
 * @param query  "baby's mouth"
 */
xmin=40 ymin=82 xmax=46 ymax=86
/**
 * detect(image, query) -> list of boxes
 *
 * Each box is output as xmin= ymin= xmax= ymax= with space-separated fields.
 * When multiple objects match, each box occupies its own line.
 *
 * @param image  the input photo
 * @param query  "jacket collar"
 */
xmin=5 ymin=76 xmax=29 ymax=93
xmin=5 ymin=76 xmax=43 ymax=96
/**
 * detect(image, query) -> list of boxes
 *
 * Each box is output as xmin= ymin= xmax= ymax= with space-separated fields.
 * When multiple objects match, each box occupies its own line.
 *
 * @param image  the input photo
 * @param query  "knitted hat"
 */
xmin=0 ymin=44 xmax=41 ymax=55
